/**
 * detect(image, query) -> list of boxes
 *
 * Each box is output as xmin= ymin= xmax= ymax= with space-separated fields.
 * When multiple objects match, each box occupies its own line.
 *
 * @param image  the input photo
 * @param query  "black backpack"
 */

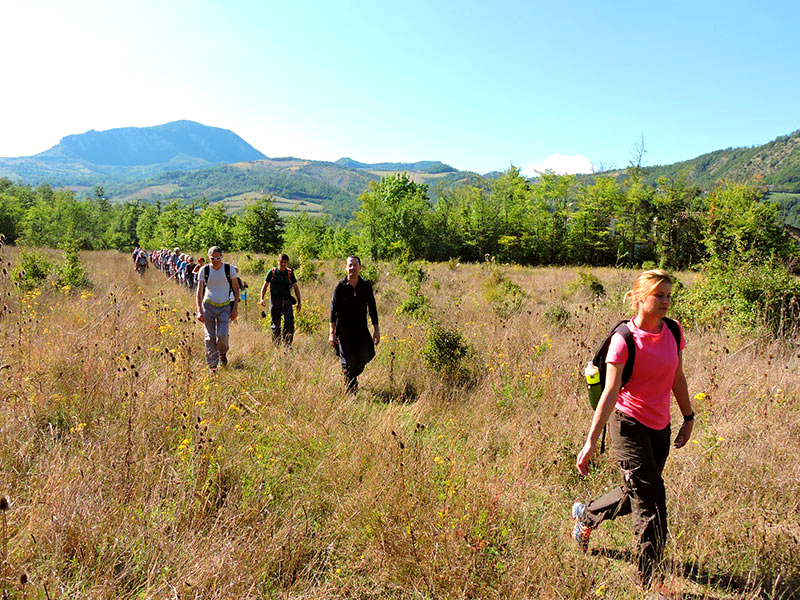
xmin=592 ymin=317 xmax=681 ymax=390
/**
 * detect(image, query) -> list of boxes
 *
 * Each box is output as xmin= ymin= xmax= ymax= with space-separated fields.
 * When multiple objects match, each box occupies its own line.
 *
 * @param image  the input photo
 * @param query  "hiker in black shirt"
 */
xmin=329 ymin=255 xmax=380 ymax=394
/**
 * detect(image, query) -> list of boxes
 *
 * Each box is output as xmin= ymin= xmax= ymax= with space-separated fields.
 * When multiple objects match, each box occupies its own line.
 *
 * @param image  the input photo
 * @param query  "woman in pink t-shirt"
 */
xmin=573 ymin=270 xmax=695 ymax=587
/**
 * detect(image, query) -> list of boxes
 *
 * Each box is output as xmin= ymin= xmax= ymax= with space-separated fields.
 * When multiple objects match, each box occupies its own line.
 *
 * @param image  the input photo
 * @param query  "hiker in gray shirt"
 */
xmin=195 ymin=246 xmax=239 ymax=373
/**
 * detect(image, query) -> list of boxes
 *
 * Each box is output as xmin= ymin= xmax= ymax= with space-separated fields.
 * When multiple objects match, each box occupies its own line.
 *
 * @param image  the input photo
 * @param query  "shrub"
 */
xmin=544 ymin=304 xmax=571 ymax=329
xmin=54 ymin=244 xmax=91 ymax=290
xmin=294 ymin=302 xmax=325 ymax=334
xmin=421 ymin=322 xmax=473 ymax=379
xmin=238 ymin=254 xmax=267 ymax=275
xmin=396 ymin=287 xmax=430 ymax=319
xmin=565 ymin=270 xmax=605 ymax=300
xmin=11 ymin=250 xmax=54 ymax=291
xmin=392 ymin=259 xmax=427 ymax=287
xmin=677 ymin=258 xmax=800 ymax=337
xmin=360 ymin=263 xmax=380 ymax=288
xmin=295 ymin=260 xmax=320 ymax=283
xmin=483 ymin=268 xmax=526 ymax=320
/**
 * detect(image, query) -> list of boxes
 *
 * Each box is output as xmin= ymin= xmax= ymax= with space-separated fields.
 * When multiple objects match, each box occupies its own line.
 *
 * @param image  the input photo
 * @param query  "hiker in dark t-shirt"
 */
xmin=260 ymin=253 xmax=302 ymax=346
xmin=329 ymin=255 xmax=380 ymax=394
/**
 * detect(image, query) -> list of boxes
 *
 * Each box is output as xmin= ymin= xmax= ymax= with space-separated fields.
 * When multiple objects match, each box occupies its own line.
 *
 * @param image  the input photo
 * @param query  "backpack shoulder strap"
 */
xmin=224 ymin=263 xmax=233 ymax=294
xmin=202 ymin=265 xmax=210 ymax=284
xmin=592 ymin=319 xmax=635 ymax=388
xmin=663 ymin=317 xmax=681 ymax=355
xmin=614 ymin=322 xmax=636 ymax=387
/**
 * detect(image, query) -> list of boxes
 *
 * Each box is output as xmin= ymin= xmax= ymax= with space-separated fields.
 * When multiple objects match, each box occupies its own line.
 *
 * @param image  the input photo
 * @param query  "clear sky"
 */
xmin=2 ymin=0 xmax=799 ymax=175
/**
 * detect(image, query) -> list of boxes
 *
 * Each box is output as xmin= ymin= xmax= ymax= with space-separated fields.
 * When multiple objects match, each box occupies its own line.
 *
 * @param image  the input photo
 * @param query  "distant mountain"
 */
xmin=335 ymin=157 xmax=457 ymax=174
xmin=0 ymin=120 xmax=266 ymax=182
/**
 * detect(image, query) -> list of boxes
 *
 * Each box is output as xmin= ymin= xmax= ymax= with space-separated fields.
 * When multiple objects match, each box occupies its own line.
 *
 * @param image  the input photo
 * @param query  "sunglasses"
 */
xmin=210 ymin=254 xmax=223 ymax=260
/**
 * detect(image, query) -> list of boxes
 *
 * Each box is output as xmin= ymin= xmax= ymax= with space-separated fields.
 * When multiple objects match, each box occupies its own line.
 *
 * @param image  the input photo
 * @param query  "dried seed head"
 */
xmin=20 ymin=573 xmax=28 ymax=585
xmin=0 ymin=496 xmax=9 ymax=511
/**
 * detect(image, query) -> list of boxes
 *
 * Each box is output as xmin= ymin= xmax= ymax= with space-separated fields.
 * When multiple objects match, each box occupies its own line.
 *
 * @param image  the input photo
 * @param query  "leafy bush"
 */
xmin=54 ymin=244 xmax=91 ymax=290
xmin=294 ymin=302 xmax=325 ymax=334
xmin=238 ymin=254 xmax=268 ymax=275
xmin=360 ymin=263 xmax=380 ymax=287
xmin=392 ymin=259 xmax=427 ymax=287
xmin=397 ymin=288 xmax=430 ymax=319
xmin=483 ymin=268 xmax=526 ymax=320
xmin=677 ymin=259 xmax=800 ymax=337
xmin=565 ymin=270 xmax=605 ymax=300
xmin=421 ymin=322 xmax=474 ymax=379
xmin=11 ymin=250 xmax=54 ymax=291
xmin=544 ymin=304 xmax=571 ymax=329
xmin=295 ymin=259 xmax=320 ymax=283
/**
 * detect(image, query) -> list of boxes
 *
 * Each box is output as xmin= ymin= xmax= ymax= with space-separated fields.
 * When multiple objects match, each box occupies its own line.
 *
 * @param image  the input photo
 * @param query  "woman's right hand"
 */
xmin=576 ymin=440 xmax=595 ymax=476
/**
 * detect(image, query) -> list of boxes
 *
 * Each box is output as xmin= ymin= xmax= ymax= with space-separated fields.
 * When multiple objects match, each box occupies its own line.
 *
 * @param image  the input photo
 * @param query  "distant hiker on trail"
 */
xmin=195 ymin=246 xmax=239 ymax=374
xmin=572 ymin=269 xmax=695 ymax=589
xmin=260 ymin=253 xmax=301 ymax=346
xmin=329 ymin=255 xmax=380 ymax=394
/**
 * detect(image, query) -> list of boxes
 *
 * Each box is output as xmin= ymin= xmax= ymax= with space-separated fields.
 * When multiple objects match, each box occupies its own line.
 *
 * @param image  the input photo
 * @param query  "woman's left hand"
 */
xmin=674 ymin=420 xmax=694 ymax=448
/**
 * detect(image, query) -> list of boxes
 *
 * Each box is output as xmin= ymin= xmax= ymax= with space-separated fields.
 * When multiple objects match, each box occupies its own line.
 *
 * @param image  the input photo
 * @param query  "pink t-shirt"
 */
xmin=607 ymin=318 xmax=686 ymax=430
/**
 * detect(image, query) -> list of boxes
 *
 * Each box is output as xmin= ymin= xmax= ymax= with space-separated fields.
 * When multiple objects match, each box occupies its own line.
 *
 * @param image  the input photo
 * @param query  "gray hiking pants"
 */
xmin=203 ymin=301 xmax=231 ymax=368
xmin=580 ymin=410 xmax=671 ymax=585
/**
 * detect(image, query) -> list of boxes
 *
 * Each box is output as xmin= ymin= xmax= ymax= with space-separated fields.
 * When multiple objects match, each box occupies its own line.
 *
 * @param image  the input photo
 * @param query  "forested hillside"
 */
xmin=633 ymin=130 xmax=800 ymax=226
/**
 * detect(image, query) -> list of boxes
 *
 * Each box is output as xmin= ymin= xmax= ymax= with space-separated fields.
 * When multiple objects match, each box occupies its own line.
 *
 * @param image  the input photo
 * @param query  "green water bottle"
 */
xmin=585 ymin=362 xmax=602 ymax=409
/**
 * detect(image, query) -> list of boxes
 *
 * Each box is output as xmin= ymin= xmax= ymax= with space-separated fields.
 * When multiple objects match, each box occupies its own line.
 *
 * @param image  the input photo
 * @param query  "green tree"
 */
xmin=355 ymin=173 xmax=431 ymax=259
xmin=704 ymin=181 xmax=796 ymax=263
xmin=231 ymin=196 xmax=284 ymax=253
xmin=187 ymin=203 xmax=234 ymax=251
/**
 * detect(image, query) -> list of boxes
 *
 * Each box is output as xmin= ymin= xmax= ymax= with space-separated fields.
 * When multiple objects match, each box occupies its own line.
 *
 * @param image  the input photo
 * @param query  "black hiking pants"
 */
xmin=581 ymin=410 xmax=671 ymax=585
xmin=269 ymin=298 xmax=295 ymax=345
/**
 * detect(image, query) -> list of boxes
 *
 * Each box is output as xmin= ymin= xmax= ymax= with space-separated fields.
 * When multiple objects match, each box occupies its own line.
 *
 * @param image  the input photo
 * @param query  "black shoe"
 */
xmin=219 ymin=354 xmax=228 ymax=366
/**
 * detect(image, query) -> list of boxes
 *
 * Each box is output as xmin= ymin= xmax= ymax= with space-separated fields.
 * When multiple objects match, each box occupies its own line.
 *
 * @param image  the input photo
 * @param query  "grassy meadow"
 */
xmin=0 ymin=248 xmax=798 ymax=599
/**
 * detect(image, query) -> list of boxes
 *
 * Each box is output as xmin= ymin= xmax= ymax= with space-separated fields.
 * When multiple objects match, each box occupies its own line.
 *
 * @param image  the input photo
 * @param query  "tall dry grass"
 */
xmin=0 ymin=248 xmax=797 ymax=599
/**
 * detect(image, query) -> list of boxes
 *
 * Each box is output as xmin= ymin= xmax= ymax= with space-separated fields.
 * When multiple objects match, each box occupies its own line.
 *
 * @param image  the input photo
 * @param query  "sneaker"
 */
xmin=571 ymin=502 xmax=592 ymax=552
xmin=219 ymin=354 xmax=228 ymax=366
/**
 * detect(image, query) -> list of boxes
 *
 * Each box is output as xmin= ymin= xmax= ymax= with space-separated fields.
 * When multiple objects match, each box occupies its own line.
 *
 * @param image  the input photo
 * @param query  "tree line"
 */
xmin=0 ymin=168 xmax=797 ymax=271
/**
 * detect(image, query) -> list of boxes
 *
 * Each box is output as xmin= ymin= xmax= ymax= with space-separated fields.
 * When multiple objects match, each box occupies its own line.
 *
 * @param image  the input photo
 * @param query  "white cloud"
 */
xmin=521 ymin=154 xmax=594 ymax=178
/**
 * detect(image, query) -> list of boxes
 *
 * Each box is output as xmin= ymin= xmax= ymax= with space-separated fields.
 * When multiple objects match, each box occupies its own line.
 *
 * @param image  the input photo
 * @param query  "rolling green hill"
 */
xmin=594 ymin=130 xmax=800 ymax=227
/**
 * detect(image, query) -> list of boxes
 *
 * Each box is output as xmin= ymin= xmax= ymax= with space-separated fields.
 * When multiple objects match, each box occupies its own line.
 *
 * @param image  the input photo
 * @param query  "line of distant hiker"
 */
xmin=130 ymin=246 xmax=380 ymax=392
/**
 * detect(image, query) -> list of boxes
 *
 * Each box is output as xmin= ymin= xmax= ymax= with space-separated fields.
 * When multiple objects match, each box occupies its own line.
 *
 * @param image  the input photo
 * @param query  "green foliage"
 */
xmin=54 ymin=244 xmax=91 ymax=290
xmin=704 ymin=181 xmax=797 ymax=263
xmin=294 ymin=303 xmax=324 ymax=335
xmin=483 ymin=268 xmax=526 ymax=319
xmin=186 ymin=203 xmax=234 ymax=252
xmin=544 ymin=304 xmax=571 ymax=329
xmin=359 ymin=263 xmax=380 ymax=287
xmin=397 ymin=288 xmax=430 ymax=319
xmin=294 ymin=260 xmax=320 ymax=283
xmin=232 ymin=196 xmax=283 ymax=253
xmin=237 ymin=254 xmax=268 ymax=275
xmin=392 ymin=259 xmax=427 ymax=287
xmin=678 ymin=258 xmax=800 ymax=337
xmin=11 ymin=250 xmax=54 ymax=291
xmin=356 ymin=173 xmax=431 ymax=260
xmin=421 ymin=322 xmax=474 ymax=379
xmin=565 ymin=270 xmax=606 ymax=300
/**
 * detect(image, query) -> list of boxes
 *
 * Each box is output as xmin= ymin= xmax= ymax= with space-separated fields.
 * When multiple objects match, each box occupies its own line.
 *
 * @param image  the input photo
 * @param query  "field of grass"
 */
xmin=222 ymin=193 xmax=325 ymax=217
xmin=0 ymin=249 xmax=798 ymax=599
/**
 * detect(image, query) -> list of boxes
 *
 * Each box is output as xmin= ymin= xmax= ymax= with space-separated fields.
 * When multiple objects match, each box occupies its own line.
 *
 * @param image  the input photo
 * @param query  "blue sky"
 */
xmin=2 ymin=0 xmax=799 ymax=175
